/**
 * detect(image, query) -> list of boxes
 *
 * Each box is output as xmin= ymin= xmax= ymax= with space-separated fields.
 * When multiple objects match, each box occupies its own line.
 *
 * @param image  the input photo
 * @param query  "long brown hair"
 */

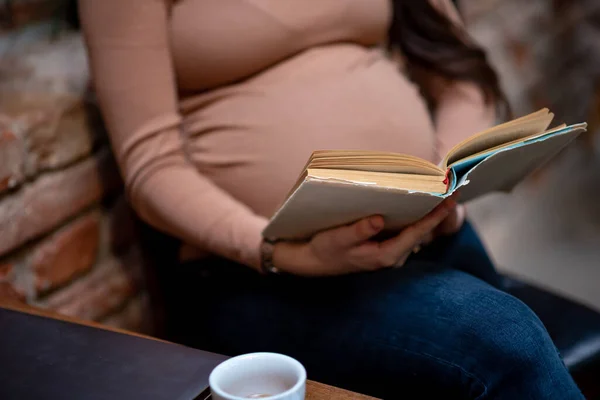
xmin=389 ymin=1 xmax=509 ymax=118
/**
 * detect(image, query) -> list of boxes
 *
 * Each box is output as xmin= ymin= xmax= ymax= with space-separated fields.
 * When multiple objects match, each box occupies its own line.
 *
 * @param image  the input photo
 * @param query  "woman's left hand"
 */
xmin=410 ymin=201 xmax=465 ymax=252
xmin=435 ymin=203 xmax=466 ymax=236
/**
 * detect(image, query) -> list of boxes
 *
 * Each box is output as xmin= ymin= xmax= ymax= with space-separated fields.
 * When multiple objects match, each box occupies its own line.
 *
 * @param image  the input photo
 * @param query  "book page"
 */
xmin=442 ymin=109 xmax=554 ymax=168
xmin=308 ymin=150 xmax=444 ymax=176
xmin=448 ymin=123 xmax=567 ymax=169
xmin=452 ymin=124 xmax=586 ymax=202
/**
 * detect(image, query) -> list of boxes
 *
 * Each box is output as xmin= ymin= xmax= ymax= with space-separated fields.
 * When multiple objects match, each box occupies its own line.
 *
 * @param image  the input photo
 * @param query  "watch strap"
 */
xmin=260 ymin=237 xmax=281 ymax=275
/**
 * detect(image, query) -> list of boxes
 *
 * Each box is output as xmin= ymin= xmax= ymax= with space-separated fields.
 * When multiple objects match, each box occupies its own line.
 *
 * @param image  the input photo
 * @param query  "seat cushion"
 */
xmin=502 ymin=275 xmax=600 ymax=375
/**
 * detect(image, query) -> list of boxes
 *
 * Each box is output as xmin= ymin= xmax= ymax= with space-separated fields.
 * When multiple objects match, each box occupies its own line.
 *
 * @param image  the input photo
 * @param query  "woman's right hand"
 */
xmin=272 ymin=199 xmax=456 ymax=276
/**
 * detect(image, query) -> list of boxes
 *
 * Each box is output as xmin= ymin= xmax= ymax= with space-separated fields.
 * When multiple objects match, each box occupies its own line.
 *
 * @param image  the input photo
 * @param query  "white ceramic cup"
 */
xmin=209 ymin=352 xmax=306 ymax=400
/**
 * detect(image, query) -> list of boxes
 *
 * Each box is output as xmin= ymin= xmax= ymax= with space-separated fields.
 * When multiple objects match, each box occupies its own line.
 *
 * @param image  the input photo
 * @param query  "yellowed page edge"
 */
xmin=448 ymin=123 xmax=569 ymax=168
xmin=307 ymin=168 xmax=447 ymax=194
xmin=442 ymin=110 xmax=554 ymax=167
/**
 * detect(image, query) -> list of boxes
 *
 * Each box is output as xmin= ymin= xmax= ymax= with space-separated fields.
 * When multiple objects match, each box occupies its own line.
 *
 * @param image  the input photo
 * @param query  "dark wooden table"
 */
xmin=306 ymin=381 xmax=377 ymax=399
xmin=0 ymin=299 xmax=378 ymax=400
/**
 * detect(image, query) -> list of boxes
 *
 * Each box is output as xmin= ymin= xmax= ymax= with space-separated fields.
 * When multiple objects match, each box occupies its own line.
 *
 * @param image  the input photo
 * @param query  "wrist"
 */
xmin=272 ymin=241 xmax=319 ymax=276
xmin=271 ymin=241 xmax=294 ymax=273
xmin=260 ymin=237 xmax=281 ymax=275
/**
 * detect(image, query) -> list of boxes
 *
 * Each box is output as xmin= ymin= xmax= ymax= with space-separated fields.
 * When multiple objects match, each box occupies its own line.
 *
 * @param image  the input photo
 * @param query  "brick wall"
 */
xmin=0 ymin=3 xmax=152 ymax=333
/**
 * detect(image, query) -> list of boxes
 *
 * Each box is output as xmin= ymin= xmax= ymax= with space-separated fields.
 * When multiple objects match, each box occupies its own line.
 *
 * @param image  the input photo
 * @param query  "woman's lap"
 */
xmin=165 ymin=223 xmax=581 ymax=398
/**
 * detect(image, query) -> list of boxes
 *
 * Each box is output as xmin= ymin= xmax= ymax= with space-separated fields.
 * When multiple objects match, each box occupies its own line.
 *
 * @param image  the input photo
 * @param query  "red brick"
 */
xmin=0 ymin=149 xmax=122 ymax=258
xmin=101 ymin=294 xmax=152 ymax=334
xmin=0 ymin=263 xmax=25 ymax=302
xmin=0 ymin=282 xmax=25 ymax=302
xmin=38 ymin=255 xmax=138 ymax=321
xmin=29 ymin=213 xmax=100 ymax=292
xmin=0 ymin=263 xmax=14 ymax=285
xmin=0 ymin=127 xmax=24 ymax=193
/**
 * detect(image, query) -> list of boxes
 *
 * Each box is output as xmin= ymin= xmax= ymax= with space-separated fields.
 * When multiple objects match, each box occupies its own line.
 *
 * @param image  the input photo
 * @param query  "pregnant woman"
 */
xmin=79 ymin=0 xmax=582 ymax=398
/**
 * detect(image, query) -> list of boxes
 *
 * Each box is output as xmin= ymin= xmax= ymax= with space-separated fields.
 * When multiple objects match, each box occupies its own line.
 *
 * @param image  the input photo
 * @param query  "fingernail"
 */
xmin=369 ymin=216 xmax=384 ymax=231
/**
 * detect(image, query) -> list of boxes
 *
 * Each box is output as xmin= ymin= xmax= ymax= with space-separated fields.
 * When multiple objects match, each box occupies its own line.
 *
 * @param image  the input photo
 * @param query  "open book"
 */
xmin=263 ymin=109 xmax=587 ymax=240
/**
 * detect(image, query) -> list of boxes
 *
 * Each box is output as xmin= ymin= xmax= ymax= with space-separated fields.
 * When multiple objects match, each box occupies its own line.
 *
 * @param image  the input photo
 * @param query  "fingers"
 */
xmin=317 ymin=215 xmax=385 ymax=248
xmin=376 ymin=200 xmax=455 ymax=267
xmin=311 ymin=200 xmax=460 ymax=274
xmin=418 ymin=199 xmax=457 ymax=233
xmin=436 ymin=204 xmax=466 ymax=236
xmin=421 ymin=231 xmax=434 ymax=245
xmin=348 ymin=241 xmax=411 ymax=271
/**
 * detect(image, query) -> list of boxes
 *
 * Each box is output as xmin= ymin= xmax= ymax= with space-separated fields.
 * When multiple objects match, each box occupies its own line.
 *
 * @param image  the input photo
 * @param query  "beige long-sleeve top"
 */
xmin=79 ymin=0 xmax=493 ymax=269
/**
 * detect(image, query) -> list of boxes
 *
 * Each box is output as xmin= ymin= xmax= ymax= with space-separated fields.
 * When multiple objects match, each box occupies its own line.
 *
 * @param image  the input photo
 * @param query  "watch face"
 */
xmin=267 ymin=265 xmax=281 ymax=275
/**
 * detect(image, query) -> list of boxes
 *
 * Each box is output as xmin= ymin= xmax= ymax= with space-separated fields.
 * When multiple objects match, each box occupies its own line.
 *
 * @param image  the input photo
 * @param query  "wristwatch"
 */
xmin=260 ymin=237 xmax=281 ymax=275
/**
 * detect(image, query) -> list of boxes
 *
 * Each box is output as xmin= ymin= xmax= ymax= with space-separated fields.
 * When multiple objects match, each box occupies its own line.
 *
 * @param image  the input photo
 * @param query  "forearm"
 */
xmin=128 ymin=145 xmax=268 ymax=269
xmin=80 ymin=0 xmax=269 ymax=269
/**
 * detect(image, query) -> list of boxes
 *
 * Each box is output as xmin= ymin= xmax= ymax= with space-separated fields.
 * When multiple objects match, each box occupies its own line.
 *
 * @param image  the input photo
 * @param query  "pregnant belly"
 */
xmin=181 ymin=45 xmax=436 ymax=217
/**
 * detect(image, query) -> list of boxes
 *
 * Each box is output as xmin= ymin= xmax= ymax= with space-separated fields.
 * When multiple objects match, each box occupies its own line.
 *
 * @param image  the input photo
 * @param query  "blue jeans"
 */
xmin=167 ymin=223 xmax=582 ymax=399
